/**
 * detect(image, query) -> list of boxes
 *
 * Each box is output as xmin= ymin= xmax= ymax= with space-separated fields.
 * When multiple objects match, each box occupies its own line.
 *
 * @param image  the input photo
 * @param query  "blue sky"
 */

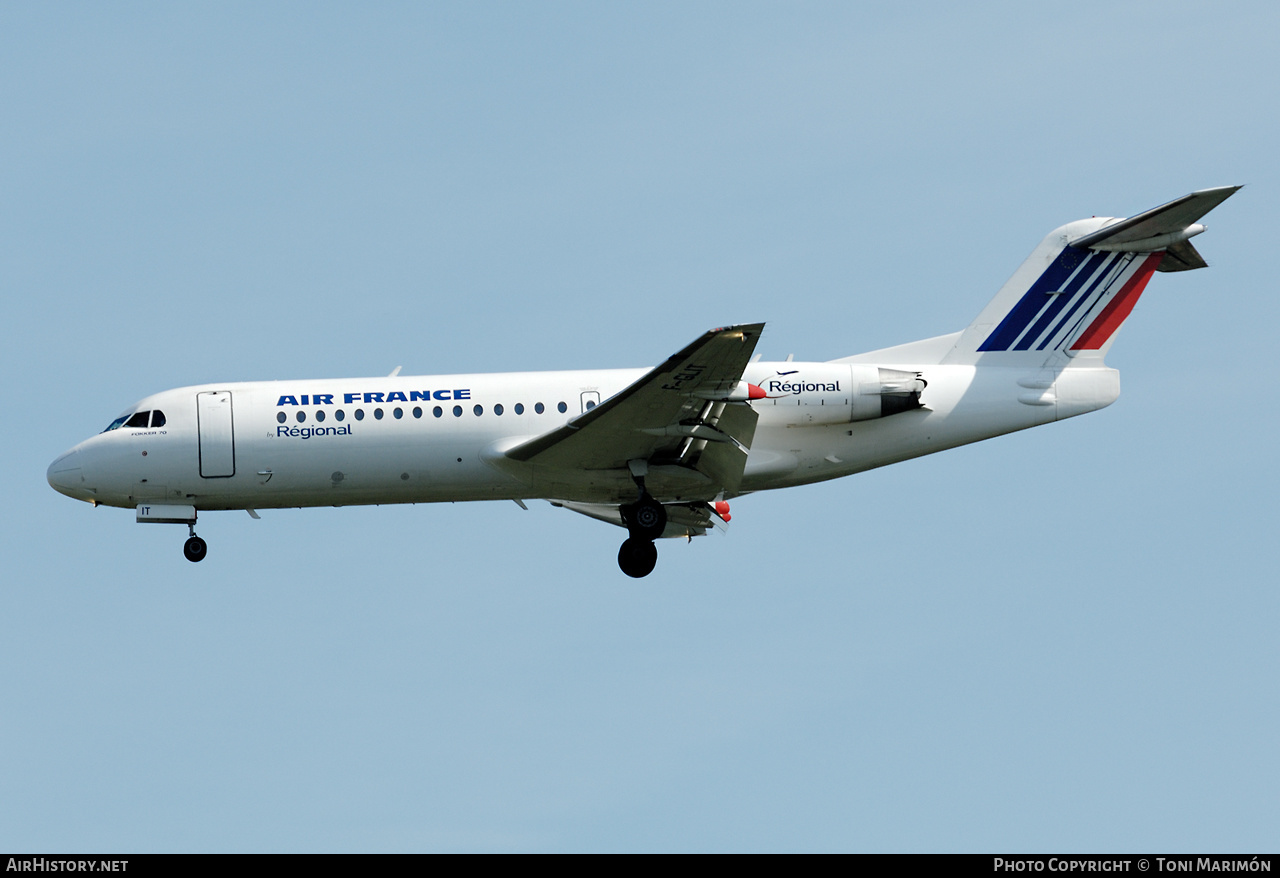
xmin=3 ymin=1 xmax=1277 ymax=852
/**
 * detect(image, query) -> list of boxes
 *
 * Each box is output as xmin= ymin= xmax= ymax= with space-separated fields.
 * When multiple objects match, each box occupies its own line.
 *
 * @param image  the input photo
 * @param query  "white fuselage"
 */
xmin=46 ymin=358 xmax=1119 ymax=513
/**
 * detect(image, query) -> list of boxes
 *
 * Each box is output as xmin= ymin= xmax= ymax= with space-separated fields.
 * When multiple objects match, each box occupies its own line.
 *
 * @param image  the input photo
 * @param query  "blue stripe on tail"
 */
xmin=1011 ymin=250 xmax=1112 ymax=350
xmin=978 ymin=246 xmax=1089 ymax=352
xmin=1037 ymin=253 xmax=1133 ymax=351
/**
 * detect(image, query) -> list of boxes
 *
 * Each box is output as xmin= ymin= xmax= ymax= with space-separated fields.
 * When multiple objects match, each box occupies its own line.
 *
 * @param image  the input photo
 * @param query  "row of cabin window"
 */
xmin=102 ymin=410 xmax=166 ymax=432
xmin=277 ymin=401 xmax=571 ymax=425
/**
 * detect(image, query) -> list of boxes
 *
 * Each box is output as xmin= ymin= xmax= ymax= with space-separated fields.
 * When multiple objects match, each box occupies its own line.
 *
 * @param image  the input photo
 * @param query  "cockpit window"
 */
xmin=101 ymin=409 xmax=166 ymax=433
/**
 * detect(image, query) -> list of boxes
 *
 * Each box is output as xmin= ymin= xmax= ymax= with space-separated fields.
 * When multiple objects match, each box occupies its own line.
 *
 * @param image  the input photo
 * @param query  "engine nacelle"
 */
xmin=748 ymin=363 xmax=925 ymax=425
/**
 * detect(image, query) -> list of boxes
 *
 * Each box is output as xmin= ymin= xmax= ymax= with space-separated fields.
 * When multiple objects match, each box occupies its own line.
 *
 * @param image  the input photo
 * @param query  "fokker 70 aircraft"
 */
xmin=48 ymin=187 xmax=1239 ymax=576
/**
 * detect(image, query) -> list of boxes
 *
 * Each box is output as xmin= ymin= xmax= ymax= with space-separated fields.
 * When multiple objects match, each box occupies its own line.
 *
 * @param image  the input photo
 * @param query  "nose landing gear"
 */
xmin=136 ymin=505 xmax=208 ymax=563
xmin=183 ymin=523 xmax=207 ymax=563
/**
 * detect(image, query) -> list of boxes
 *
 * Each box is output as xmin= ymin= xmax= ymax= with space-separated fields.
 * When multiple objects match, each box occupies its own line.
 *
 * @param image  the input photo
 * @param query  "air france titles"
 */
xmin=273 ymin=389 xmax=472 ymax=439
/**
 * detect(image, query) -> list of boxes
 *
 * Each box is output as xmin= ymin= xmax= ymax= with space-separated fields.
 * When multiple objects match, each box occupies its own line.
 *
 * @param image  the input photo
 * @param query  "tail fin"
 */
xmin=944 ymin=186 xmax=1240 ymax=366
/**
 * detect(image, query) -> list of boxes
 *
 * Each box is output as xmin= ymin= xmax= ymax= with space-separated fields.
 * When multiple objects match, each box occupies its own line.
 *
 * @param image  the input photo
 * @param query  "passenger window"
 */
xmin=494 ymin=404 xmax=504 ymax=416
xmin=151 ymin=410 xmax=166 ymax=427
xmin=514 ymin=403 xmax=524 ymax=415
xmin=453 ymin=405 xmax=463 ymax=417
xmin=433 ymin=406 xmax=443 ymax=418
xmin=413 ymin=406 xmax=422 ymax=419
xmin=315 ymin=410 xmax=326 ymax=422
xmin=355 ymin=409 xmax=365 ymax=421
xmin=557 ymin=401 xmax=568 ymax=413
xmin=296 ymin=411 xmax=306 ymax=423
xmin=394 ymin=407 xmax=403 ymax=419
xmin=335 ymin=410 xmax=345 ymax=421
xmin=276 ymin=412 xmax=287 ymax=424
xmin=473 ymin=405 xmax=483 ymax=416
xmin=375 ymin=408 xmax=384 ymax=420
xmin=535 ymin=402 xmax=545 ymax=414
xmin=125 ymin=411 xmax=150 ymax=428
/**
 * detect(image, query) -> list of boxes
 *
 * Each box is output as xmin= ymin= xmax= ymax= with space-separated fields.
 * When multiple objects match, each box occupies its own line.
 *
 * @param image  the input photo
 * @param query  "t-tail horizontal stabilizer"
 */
xmin=945 ymin=186 xmax=1241 ymax=364
xmin=1070 ymin=186 xmax=1240 ymax=272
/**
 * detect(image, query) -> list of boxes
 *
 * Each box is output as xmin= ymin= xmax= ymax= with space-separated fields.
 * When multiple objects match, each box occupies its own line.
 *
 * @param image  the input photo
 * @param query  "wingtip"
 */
xmin=711 ymin=322 xmax=766 ymax=340
xmin=1190 ymin=184 xmax=1244 ymax=202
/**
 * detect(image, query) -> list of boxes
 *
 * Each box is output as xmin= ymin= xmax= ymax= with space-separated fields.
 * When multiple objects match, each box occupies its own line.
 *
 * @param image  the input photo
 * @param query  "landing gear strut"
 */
xmin=183 ymin=523 xmax=207 ymax=563
xmin=617 ymin=460 xmax=665 ymax=577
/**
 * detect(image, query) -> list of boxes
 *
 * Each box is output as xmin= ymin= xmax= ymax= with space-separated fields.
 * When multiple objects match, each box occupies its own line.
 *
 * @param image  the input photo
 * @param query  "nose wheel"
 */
xmin=183 ymin=537 xmax=207 ymax=562
xmin=183 ymin=523 xmax=207 ymax=563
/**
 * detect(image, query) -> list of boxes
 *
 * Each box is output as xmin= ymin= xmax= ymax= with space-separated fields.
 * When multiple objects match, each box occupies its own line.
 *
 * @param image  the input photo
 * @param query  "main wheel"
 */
xmin=183 ymin=536 xmax=208 ymax=563
xmin=617 ymin=537 xmax=658 ymax=578
xmin=625 ymin=495 xmax=668 ymax=540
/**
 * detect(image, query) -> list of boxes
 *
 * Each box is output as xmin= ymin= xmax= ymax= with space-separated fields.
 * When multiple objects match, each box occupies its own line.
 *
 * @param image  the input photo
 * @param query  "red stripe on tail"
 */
xmin=1070 ymin=253 xmax=1164 ymax=351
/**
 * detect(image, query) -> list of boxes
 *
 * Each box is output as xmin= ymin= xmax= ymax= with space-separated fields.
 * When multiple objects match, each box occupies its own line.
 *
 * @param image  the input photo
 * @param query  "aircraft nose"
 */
xmin=47 ymin=449 xmax=87 ymax=498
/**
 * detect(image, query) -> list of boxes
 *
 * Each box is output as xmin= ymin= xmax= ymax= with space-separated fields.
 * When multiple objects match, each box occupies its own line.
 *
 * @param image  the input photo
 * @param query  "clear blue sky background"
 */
xmin=3 ymin=1 xmax=1277 ymax=853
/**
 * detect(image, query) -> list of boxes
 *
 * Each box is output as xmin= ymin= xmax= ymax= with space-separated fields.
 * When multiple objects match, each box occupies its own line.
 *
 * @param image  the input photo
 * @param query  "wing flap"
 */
xmin=688 ymin=400 xmax=759 ymax=495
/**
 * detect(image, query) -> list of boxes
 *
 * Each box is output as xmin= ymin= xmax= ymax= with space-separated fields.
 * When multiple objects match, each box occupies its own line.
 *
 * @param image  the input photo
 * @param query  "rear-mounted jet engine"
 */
xmin=751 ymin=363 xmax=925 ymax=425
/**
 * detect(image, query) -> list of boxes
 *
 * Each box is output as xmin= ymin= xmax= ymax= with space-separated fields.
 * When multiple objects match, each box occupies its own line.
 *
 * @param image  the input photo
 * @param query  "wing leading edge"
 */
xmin=504 ymin=323 xmax=765 ymax=497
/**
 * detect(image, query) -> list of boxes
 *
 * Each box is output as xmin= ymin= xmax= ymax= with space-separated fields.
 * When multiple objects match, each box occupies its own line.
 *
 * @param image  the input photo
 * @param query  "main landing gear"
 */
xmin=617 ymin=462 xmax=667 ymax=578
xmin=183 ymin=523 xmax=207 ymax=563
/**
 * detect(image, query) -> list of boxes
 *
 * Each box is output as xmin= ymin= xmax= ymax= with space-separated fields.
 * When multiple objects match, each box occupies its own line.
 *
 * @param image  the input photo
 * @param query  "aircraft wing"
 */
xmin=504 ymin=323 xmax=765 ymax=494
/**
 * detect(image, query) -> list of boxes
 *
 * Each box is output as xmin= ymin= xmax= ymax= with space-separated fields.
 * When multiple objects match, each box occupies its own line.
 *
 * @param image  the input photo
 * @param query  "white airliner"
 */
xmin=48 ymin=187 xmax=1239 ymax=577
